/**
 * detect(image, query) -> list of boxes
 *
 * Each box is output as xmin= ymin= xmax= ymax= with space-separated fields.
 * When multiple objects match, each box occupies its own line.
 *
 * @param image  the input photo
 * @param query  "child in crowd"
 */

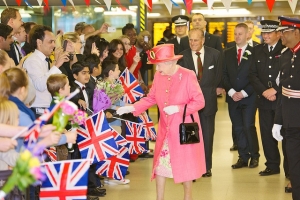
xmin=0 ymin=98 xmax=19 ymax=170
xmin=101 ymin=60 xmax=130 ymax=185
xmin=66 ymin=63 xmax=107 ymax=198
xmin=46 ymin=74 xmax=78 ymax=160
xmin=70 ymin=61 xmax=92 ymax=114
xmin=84 ymin=54 xmax=101 ymax=110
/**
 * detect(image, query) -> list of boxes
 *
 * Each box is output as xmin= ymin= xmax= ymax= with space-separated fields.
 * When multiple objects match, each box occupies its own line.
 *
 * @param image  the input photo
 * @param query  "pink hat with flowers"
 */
xmin=146 ymin=44 xmax=183 ymax=64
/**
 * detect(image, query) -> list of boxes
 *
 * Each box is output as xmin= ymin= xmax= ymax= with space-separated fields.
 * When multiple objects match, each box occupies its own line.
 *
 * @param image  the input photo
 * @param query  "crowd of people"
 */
xmin=0 ymin=6 xmax=300 ymax=200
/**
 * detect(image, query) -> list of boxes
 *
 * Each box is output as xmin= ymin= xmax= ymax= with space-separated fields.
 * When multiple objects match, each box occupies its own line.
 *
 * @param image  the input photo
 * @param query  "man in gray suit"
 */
xmin=178 ymin=28 xmax=222 ymax=177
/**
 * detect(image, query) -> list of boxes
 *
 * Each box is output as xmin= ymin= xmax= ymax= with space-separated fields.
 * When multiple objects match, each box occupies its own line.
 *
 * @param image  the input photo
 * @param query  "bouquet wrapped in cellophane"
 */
xmin=93 ymin=79 xmax=124 ymax=113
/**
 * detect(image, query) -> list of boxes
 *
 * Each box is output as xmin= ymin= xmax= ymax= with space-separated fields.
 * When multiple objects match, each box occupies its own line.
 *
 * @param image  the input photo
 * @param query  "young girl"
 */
xmin=0 ymin=98 xmax=20 ymax=170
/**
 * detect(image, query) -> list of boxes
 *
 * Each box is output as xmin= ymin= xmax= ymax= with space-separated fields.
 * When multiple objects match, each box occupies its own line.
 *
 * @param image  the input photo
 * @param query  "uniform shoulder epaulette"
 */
xmin=281 ymin=47 xmax=289 ymax=54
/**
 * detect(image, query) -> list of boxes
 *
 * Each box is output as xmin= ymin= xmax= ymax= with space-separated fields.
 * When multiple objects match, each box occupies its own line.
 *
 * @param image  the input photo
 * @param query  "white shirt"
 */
xmin=177 ymin=36 xmax=180 ymax=44
xmin=75 ymin=80 xmax=89 ymax=108
xmin=247 ymin=38 xmax=253 ymax=47
xmin=269 ymin=42 xmax=278 ymax=52
xmin=23 ymin=49 xmax=61 ymax=108
xmin=227 ymin=44 xmax=249 ymax=98
xmin=192 ymin=47 xmax=205 ymax=74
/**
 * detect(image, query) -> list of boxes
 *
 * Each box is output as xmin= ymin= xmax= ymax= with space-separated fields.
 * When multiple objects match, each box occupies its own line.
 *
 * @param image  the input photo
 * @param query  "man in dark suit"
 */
xmin=191 ymin=13 xmax=223 ymax=54
xmin=1 ymin=8 xmax=24 ymax=65
xmin=167 ymin=15 xmax=190 ymax=55
xmin=227 ymin=20 xmax=260 ymax=151
xmin=273 ymin=16 xmax=300 ymax=199
xmin=223 ymin=23 xmax=260 ymax=169
xmin=178 ymin=28 xmax=222 ymax=177
xmin=191 ymin=13 xmax=224 ymax=97
xmin=226 ymin=20 xmax=260 ymax=49
xmin=249 ymin=20 xmax=286 ymax=177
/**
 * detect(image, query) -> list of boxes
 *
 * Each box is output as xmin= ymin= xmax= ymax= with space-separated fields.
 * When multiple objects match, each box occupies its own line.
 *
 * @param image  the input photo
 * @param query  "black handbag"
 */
xmin=179 ymin=104 xmax=200 ymax=145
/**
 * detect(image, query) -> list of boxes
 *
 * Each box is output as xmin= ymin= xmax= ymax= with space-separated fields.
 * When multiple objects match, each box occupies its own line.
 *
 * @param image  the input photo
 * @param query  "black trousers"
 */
xmin=88 ymin=163 xmax=98 ymax=191
xmin=199 ymin=111 xmax=216 ymax=171
xmin=258 ymin=108 xmax=280 ymax=171
xmin=228 ymin=102 xmax=259 ymax=162
xmin=285 ymin=128 xmax=300 ymax=200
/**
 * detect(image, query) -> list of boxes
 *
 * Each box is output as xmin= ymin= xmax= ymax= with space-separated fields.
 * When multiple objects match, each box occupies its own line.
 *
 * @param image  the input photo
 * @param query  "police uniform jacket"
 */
xmin=167 ymin=36 xmax=189 ymax=55
xmin=249 ymin=40 xmax=284 ymax=110
xmin=274 ymin=45 xmax=300 ymax=128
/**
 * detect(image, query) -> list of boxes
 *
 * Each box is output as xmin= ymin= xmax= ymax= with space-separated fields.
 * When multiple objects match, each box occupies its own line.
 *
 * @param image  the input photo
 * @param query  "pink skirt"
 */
xmin=154 ymin=139 xmax=173 ymax=178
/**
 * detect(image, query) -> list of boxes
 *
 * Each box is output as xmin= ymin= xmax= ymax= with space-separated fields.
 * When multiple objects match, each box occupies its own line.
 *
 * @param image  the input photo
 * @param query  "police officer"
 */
xmin=167 ymin=15 xmax=190 ymax=55
xmin=249 ymin=20 xmax=286 ymax=176
xmin=273 ymin=16 xmax=300 ymax=199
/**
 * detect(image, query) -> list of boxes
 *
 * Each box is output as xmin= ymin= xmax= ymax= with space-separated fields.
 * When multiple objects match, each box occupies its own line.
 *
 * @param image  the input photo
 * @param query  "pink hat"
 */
xmin=146 ymin=44 xmax=183 ymax=64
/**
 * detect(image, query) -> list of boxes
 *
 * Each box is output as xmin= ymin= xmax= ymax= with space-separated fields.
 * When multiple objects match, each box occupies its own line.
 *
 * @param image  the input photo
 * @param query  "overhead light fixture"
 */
xmin=20 ymin=13 xmax=31 ymax=18
xmin=191 ymin=8 xmax=250 ymax=15
xmin=104 ymin=10 xmax=136 ymax=16
xmin=147 ymin=13 xmax=161 ymax=17
xmin=94 ymin=7 xmax=104 ymax=12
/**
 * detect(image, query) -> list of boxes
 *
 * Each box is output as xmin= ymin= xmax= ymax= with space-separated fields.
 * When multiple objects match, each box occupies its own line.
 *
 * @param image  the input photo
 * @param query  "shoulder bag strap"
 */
xmin=182 ymin=104 xmax=196 ymax=123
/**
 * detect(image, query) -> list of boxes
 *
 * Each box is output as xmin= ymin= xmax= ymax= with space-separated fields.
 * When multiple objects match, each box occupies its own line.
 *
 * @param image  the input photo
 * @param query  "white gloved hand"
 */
xmin=116 ymin=106 xmax=135 ymax=115
xmin=272 ymin=124 xmax=283 ymax=141
xmin=163 ymin=105 xmax=180 ymax=115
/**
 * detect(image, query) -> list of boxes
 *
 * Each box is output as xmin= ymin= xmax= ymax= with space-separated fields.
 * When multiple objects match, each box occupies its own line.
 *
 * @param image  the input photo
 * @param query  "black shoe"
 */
xmin=285 ymin=184 xmax=292 ymax=193
xmin=249 ymin=158 xmax=259 ymax=168
xmin=126 ymin=170 xmax=130 ymax=175
xmin=232 ymin=158 xmax=248 ymax=169
xmin=202 ymin=170 xmax=212 ymax=177
xmin=230 ymin=144 xmax=238 ymax=151
xmin=139 ymin=153 xmax=154 ymax=158
xmin=88 ymin=187 xmax=106 ymax=197
xmin=87 ymin=196 xmax=99 ymax=200
xmin=259 ymin=168 xmax=280 ymax=176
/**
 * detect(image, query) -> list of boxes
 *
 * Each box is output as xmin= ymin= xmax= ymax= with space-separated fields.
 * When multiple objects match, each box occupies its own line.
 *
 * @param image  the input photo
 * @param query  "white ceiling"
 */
xmin=0 ymin=0 xmax=299 ymax=18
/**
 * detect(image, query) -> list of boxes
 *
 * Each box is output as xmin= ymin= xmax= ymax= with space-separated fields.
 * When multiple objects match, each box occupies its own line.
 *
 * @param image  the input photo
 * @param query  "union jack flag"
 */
xmin=125 ymin=121 xmax=147 ymax=154
xmin=44 ymin=147 xmax=57 ymax=162
xmin=137 ymin=112 xmax=157 ymax=141
xmin=24 ymin=100 xmax=62 ymax=147
xmin=77 ymin=111 xmax=119 ymax=164
xmin=40 ymin=159 xmax=90 ymax=200
xmin=110 ymin=126 xmax=128 ymax=150
xmin=96 ymin=146 xmax=129 ymax=181
xmin=118 ymin=68 xmax=144 ymax=103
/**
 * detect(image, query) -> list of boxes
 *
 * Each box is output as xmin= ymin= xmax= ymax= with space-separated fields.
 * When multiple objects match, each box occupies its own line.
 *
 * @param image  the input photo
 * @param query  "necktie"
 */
xmin=270 ymin=46 xmax=273 ymax=53
xmin=45 ymin=58 xmax=51 ymax=70
xmin=195 ymin=52 xmax=203 ymax=80
xmin=82 ymin=86 xmax=86 ymax=90
xmin=237 ymin=48 xmax=242 ymax=65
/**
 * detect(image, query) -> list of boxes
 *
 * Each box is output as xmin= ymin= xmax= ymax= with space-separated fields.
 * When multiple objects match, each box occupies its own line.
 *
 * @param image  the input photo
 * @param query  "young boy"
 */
xmin=85 ymin=54 xmax=101 ymax=110
xmin=70 ymin=62 xmax=106 ymax=198
xmin=46 ymin=74 xmax=77 ymax=160
xmin=70 ymin=61 xmax=92 ymax=113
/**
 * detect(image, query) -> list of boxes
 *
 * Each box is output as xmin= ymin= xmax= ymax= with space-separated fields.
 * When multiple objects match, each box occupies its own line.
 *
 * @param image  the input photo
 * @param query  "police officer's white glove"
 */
xmin=272 ymin=124 xmax=283 ymax=141
xmin=163 ymin=105 xmax=179 ymax=115
xmin=116 ymin=106 xmax=135 ymax=115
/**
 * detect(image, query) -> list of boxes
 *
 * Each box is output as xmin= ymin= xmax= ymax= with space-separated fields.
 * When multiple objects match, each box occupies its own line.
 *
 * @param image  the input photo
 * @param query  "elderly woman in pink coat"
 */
xmin=117 ymin=44 xmax=206 ymax=200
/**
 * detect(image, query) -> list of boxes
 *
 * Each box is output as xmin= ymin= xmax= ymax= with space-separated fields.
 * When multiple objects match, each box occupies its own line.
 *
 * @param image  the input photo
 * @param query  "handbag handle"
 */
xmin=182 ymin=104 xmax=195 ymax=123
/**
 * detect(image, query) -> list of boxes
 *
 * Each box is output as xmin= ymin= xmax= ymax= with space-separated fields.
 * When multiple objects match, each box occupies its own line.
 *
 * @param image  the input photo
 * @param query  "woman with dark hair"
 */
xmin=105 ymin=39 xmax=127 ymax=73
xmin=83 ymin=35 xmax=109 ymax=64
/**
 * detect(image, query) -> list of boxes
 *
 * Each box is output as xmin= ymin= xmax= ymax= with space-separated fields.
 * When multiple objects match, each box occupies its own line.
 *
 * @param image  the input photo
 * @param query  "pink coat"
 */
xmin=133 ymin=67 xmax=206 ymax=183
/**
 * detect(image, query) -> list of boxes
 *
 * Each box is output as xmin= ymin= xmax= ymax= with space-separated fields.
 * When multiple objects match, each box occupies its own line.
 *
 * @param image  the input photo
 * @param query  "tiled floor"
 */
xmin=102 ymin=96 xmax=292 ymax=200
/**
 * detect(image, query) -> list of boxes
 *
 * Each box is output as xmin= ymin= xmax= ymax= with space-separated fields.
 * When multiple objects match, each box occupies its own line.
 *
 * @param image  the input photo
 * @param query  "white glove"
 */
xmin=272 ymin=124 xmax=283 ymax=141
xmin=163 ymin=105 xmax=179 ymax=115
xmin=116 ymin=106 xmax=135 ymax=115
